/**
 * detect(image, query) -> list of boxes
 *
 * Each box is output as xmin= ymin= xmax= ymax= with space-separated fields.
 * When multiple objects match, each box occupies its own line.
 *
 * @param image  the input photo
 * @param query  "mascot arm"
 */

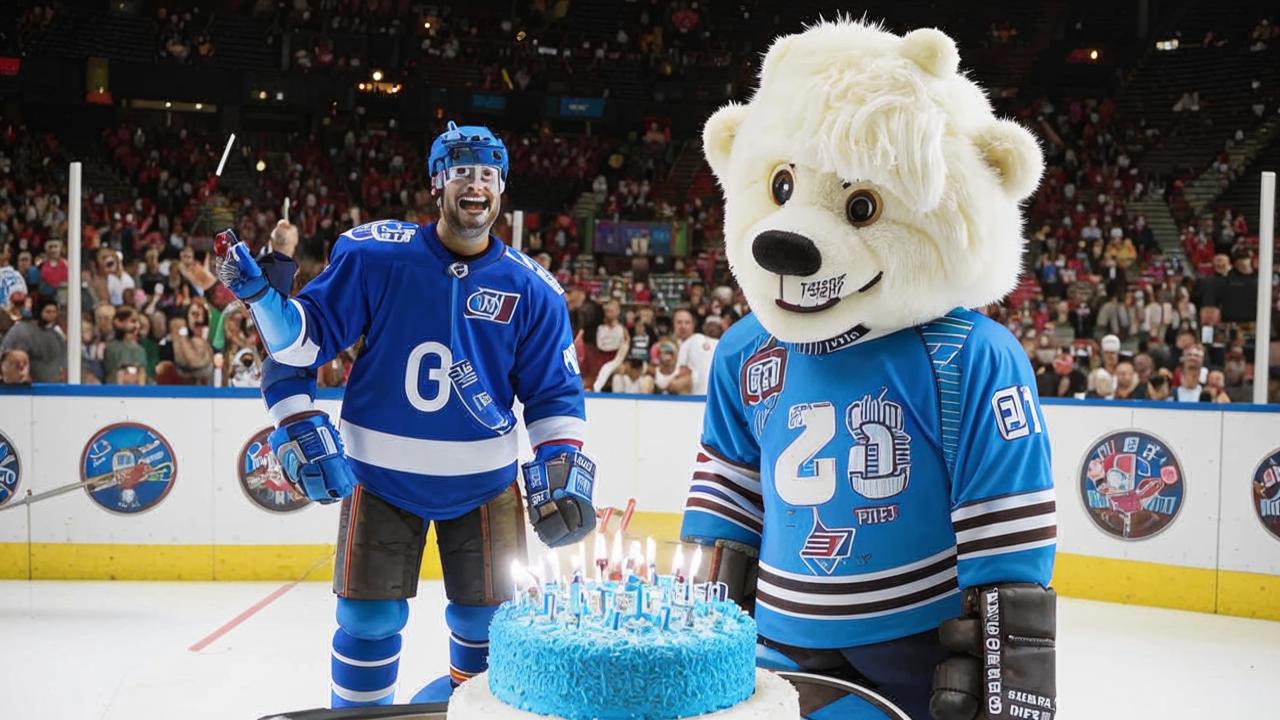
xmin=681 ymin=347 xmax=765 ymax=552
xmin=948 ymin=324 xmax=1056 ymax=589
xmin=934 ymin=323 xmax=1057 ymax=719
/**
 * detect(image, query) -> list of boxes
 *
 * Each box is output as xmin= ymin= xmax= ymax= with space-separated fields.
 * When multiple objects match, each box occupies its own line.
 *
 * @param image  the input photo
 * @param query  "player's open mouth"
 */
xmin=775 ymin=271 xmax=883 ymax=313
xmin=459 ymin=195 xmax=490 ymax=213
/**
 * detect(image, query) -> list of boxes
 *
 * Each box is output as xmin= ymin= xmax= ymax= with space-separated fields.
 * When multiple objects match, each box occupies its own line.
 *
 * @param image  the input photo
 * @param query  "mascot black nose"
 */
xmin=752 ymin=230 xmax=822 ymax=276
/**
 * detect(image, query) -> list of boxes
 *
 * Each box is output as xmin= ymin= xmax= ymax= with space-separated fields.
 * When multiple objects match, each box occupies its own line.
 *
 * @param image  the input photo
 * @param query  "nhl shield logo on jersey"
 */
xmin=464 ymin=288 xmax=520 ymax=324
xmin=0 ymin=429 xmax=20 ymax=508
xmin=1080 ymin=430 xmax=1184 ymax=540
xmin=1252 ymin=448 xmax=1280 ymax=541
xmin=846 ymin=390 xmax=912 ymax=499
xmin=238 ymin=428 xmax=309 ymax=513
xmin=740 ymin=342 xmax=787 ymax=406
xmin=81 ymin=423 xmax=177 ymax=515
xmin=800 ymin=507 xmax=856 ymax=575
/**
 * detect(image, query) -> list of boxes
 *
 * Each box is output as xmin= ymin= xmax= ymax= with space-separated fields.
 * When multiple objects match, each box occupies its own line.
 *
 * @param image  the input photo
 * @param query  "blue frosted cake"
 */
xmin=446 ymin=590 xmax=799 ymax=720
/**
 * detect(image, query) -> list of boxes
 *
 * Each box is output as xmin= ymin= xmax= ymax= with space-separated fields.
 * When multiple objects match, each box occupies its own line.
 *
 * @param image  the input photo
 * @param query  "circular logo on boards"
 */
xmin=81 ymin=423 xmax=177 ymax=514
xmin=0 ymin=429 xmax=20 ymax=507
xmin=1079 ymin=430 xmax=1184 ymax=540
xmin=238 ymin=427 xmax=309 ymax=513
xmin=1252 ymin=448 xmax=1280 ymax=541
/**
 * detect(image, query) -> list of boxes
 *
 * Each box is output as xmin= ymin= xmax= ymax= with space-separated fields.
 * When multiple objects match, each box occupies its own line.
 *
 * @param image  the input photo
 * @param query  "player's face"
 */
xmin=439 ymin=165 xmax=503 ymax=238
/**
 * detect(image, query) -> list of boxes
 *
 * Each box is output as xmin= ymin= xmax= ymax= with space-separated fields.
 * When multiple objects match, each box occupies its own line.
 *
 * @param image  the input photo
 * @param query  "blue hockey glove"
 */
xmin=268 ymin=411 xmax=356 ymax=504
xmin=521 ymin=445 xmax=597 ymax=548
xmin=214 ymin=228 xmax=270 ymax=302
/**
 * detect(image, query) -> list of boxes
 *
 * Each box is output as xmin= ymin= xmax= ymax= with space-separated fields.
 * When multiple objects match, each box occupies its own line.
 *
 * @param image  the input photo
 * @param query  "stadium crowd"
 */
xmin=1 ymin=3 xmax=1278 ymax=402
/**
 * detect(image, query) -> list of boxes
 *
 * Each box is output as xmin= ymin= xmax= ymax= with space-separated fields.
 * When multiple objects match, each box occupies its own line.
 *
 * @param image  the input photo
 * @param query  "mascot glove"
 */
xmin=215 ymin=228 xmax=270 ymax=302
xmin=930 ymin=584 xmax=1057 ymax=720
xmin=268 ymin=411 xmax=356 ymax=504
xmin=521 ymin=444 xmax=597 ymax=548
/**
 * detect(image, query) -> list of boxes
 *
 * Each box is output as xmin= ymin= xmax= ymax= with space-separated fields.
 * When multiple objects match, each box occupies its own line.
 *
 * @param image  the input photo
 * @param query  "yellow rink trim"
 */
xmin=1 ymin=519 xmax=1276 ymax=622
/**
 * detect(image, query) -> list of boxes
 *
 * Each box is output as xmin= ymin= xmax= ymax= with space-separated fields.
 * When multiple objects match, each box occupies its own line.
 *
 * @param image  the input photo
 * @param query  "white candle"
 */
xmin=672 ymin=545 xmax=685 ymax=579
xmin=594 ymin=533 xmax=607 ymax=584
xmin=645 ymin=537 xmax=656 ymax=581
xmin=510 ymin=559 xmax=523 ymax=606
xmin=546 ymin=549 xmax=561 ymax=588
xmin=610 ymin=529 xmax=624 ymax=579
xmin=688 ymin=547 xmax=702 ymax=603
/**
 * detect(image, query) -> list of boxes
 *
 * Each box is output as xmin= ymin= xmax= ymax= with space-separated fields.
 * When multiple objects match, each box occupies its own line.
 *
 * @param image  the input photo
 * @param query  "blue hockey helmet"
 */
xmin=428 ymin=121 xmax=509 ymax=187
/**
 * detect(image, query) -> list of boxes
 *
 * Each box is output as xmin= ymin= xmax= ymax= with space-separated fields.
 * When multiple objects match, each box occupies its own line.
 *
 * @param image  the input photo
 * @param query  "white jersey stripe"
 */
xmin=700 ymin=444 xmax=761 ymax=480
xmin=449 ymin=634 xmax=489 ymax=649
xmin=951 ymin=489 xmax=1056 ymax=522
xmin=267 ymin=393 xmax=315 ymax=426
xmin=687 ymin=484 xmax=765 ymax=520
xmin=954 ymin=513 xmax=1057 ymax=545
xmin=958 ymin=536 xmax=1058 ymax=561
xmin=759 ymin=547 xmax=956 ymax=584
xmin=758 ymin=587 xmax=961 ymax=621
xmin=526 ymin=415 xmax=587 ymax=449
xmin=757 ymin=566 xmax=957 ymax=606
xmin=694 ymin=460 xmax=762 ymax=497
xmin=342 ymin=421 xmax=518 ymax=477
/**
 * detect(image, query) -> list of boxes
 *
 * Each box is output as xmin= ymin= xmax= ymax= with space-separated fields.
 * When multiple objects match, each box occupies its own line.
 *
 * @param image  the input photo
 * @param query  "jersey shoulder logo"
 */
xmin=344 ymin=220 xmax=418 ymax=244
xmin=740 ymin=341 xmax=787 ymax=406
xmin=465 ymin=288 xmax=520 ymax=324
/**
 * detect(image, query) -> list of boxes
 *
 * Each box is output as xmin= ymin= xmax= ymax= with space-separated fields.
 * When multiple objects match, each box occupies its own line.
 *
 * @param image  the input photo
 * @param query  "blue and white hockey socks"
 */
xmin=445 ymin=603 xmax=499 ymax=686
xmin=331 ymin=628 xmax=401 ymax=707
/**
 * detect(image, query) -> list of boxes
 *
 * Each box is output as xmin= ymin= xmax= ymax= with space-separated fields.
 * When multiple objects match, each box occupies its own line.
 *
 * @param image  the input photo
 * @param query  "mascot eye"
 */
xmin=769 ymin=167 xmax=795 ymax=206
xmin=845 ymin=189 xmax=882 ymax=227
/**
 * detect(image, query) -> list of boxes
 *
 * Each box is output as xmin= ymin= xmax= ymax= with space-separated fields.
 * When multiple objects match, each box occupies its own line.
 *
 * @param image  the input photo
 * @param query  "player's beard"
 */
xmin=442 ymin=189 xmax=498 ymax=241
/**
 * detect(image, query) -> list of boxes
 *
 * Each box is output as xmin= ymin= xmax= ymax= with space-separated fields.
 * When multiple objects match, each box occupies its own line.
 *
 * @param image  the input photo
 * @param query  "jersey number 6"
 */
xmin=405 ymin=341 xmax=452 ymax=412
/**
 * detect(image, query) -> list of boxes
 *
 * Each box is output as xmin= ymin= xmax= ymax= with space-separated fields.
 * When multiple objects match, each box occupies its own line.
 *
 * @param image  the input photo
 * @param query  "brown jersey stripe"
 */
xmin=757 ymin=576 xmax=959 ymax=616
xmin=952 ymin=501 xmax=1056 ymax=532
xmin=685 ymin=496 xmax=764 ymax=534
xmin=692 ymin=470 xmax=765 ymax=507
xmin=757 ymin=554 xmax=956 ymax=595
xmin=957 ymin=525 xmax=1058 ymax=556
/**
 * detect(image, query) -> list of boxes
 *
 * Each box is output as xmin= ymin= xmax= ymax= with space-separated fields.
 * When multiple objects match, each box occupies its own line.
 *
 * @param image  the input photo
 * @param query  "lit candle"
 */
xmin=511 ymin=559 xmax=524 ymax=607
xmin=576 ymin=542 xmax=587 ymax=580
xmin=594 ymin=533 xmax=607 ymax=585
xmin=546 ymin=549 xmax=562 ymax=589
xmin=645 ymin=537 xmax=657 ymax=582
xmin=626 ymin=540 xmax=642 ymax=578
xmin=609 ymin=530 xmax=624 ymax=581
xmin=672 ymin=545 xmax=685 ymax=582
xmin=569 ymin=553 xmax=583 ymax=615
xmin=688 ymin=547 xmax=702 ymax=604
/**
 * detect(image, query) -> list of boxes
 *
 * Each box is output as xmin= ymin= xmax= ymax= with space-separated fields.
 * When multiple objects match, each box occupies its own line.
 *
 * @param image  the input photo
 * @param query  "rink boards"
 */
xmin=0 ymin=387 xmax=1278 ymax=620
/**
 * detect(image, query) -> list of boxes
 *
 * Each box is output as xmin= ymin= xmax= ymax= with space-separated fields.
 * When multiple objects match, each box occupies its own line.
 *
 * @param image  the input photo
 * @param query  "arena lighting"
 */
xmin=194 ymin=103 xmax=202 ymax=109
xmin=256 ymin=159 xmax=266 ymax=172
xmin=516 ymin=31 xmax=527 ymax=41
xmin=372 ymin=69 xmax=384 ymax=81
xmin=423 ymin=20 xmax=431 ymax=29
xmin=1156 ymin=38 xmax=1180 ymax=51
xmin=164 ymin=101 xmax=172 ymax=108
xmin=358 ymin=82 xmax=366 ymax=90
xmin=257 ymin=90 xmax=267 ymax=100
xmin=275 ymin=91 xmax=285 ymax=101
xmin=1089 ymin=49 xmax=1099 ymax=60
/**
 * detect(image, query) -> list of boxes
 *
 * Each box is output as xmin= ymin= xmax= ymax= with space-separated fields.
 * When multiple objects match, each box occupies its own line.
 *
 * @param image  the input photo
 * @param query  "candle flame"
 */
xmin=576 ymin=541 xmax=587 ymax=570
xmin=610 ymin=529 xmax=623 ymax=566
xmin=546 ymin=549 xmax=561 ymax=582
xmin=594 ymin=533 xmax=607 ymax=564
xmin=628 ymin=540 xmax=642 ymax=565
xmin=672 ymin=545 xmax=685 ymax=574
xmin=570 ymin=547 xmax=584 ymax=571
xmin=645 ymin=537 xmax=656 ymax=566
xmin=689 ymin=547 xmax=703 ymax=583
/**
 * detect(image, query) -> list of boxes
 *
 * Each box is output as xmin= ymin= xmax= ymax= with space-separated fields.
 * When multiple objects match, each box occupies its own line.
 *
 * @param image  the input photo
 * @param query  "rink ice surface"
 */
xmin=2 ymin=579 xmax=1277 ymax=720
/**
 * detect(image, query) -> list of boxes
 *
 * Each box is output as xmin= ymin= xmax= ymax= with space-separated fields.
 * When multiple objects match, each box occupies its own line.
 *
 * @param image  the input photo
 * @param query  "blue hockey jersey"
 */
xmin=681 ymin=309 xmax=1055 ymax=649
xmin=259 ymin=220 xmax=585 ymax=520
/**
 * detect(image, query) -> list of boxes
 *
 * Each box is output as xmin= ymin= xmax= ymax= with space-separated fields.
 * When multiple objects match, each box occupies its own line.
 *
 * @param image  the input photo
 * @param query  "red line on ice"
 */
xmin=188 ymin=580 xmax=299 ymax=652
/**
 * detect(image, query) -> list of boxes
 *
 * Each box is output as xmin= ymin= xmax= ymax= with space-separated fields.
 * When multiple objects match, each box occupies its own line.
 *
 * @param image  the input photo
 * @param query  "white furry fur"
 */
xmin=704 ymin=19 xmax=1044 ymax=344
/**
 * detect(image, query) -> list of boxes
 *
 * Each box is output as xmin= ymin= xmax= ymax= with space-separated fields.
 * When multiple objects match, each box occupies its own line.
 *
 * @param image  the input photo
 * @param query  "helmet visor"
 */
xmin=436 ymin=164 xmax=505 ymax=194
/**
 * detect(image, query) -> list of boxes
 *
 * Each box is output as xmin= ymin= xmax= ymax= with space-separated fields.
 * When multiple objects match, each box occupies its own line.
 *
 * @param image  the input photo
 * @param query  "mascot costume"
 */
xmin=680 ymin=20 xmax=1058 ymax=720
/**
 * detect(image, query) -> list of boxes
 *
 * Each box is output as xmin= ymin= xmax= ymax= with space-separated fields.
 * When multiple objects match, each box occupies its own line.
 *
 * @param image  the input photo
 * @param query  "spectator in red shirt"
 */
xmin=38 ymin=239 xmax=68 ymax=296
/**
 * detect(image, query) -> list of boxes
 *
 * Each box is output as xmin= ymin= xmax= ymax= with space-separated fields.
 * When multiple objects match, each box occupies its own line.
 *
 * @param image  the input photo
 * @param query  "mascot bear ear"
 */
xmin=973 ymin=120 xmax=1045 ymax=201
xmin=703 ymin=102 xmax=749 ymax=180
xmin=899 ymin=27 xmax=959 ymax=78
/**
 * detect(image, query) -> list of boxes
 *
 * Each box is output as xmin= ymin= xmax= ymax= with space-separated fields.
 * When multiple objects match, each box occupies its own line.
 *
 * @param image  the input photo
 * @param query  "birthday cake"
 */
xmin=446 ymin=543 xmax=799 ymax=720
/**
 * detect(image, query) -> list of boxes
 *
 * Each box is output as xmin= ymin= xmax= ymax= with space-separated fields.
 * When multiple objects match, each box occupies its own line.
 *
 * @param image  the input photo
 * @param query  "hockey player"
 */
xmin=216 ymin=122 xmax=597 ymax=707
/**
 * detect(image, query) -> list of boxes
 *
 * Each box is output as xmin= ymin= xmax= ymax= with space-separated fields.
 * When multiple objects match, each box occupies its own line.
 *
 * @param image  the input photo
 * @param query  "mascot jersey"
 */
xmin=682 ymin=309 xmax=1055 ymax=649
xmin=266 ymin=220 xmax=585 ymax=520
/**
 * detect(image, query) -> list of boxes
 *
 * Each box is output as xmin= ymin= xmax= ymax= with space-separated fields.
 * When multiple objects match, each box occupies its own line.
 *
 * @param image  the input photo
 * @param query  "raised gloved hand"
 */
xmin=930 ymin=584 xmax=1057 ymax=720
xmin=268 ymin=410 xmax=357 ymax=504
xmin=521 ymin=444 xmax=597 ymax=547
xmin=214 ymin=228 xmax=269 ymax=302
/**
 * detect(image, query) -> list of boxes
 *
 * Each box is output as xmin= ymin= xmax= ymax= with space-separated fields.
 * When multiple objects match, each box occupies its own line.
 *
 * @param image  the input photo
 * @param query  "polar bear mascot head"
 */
xmin=704 ymin=19 xmax=1043 ymax=344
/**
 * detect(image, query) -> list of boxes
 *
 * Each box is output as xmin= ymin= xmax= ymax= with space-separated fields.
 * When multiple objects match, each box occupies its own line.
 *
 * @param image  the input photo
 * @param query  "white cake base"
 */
xmin=447 ymin=668 xmax=800 ymax=720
